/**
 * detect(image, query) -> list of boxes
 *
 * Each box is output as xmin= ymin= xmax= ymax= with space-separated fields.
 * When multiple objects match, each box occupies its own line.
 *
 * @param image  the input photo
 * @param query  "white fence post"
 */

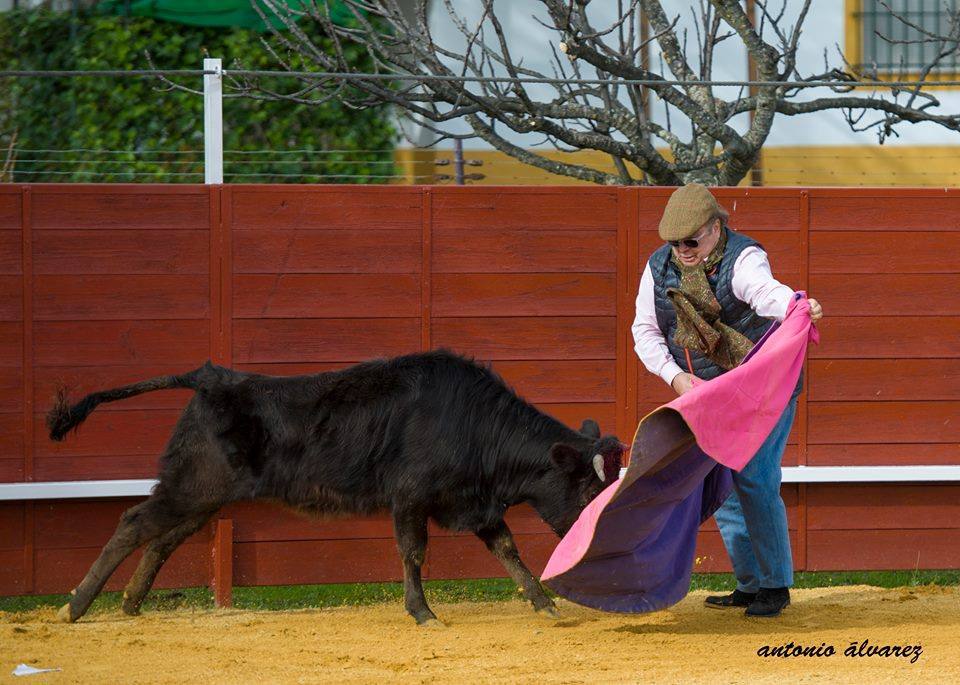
xmin=204 ymin=58 xmax=224 ymax=184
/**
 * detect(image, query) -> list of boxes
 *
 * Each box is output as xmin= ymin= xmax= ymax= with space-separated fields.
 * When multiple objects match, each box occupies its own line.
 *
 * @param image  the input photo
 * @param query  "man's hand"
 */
xmin=671 ymin=372 xmax=697 ymax=396
xmin=808 ymin=298 xmax=823 ymax=323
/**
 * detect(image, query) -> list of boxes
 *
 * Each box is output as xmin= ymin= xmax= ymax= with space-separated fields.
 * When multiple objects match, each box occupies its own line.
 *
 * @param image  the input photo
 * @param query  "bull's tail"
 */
xmin=47 ymin=363 xmax=216 ymax=442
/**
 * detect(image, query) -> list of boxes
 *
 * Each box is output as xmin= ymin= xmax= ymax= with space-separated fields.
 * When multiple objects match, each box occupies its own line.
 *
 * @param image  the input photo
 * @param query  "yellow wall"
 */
xmin=394 ymin=146 xmax=960 ymax=187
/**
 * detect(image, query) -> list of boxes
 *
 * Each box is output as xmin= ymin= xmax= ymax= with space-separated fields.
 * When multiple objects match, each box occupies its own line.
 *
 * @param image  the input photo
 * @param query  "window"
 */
xmin=850 ymin=0 xmax=960 ymax=78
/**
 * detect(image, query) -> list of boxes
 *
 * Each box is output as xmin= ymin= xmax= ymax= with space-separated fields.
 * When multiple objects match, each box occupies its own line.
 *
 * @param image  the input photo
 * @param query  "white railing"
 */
xmin=2 ymin=466 xmax=960 ymax=501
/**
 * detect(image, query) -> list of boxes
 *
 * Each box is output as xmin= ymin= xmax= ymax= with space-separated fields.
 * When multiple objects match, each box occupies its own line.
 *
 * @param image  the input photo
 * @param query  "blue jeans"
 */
xmin=713 ymin=397 xmax=797 ymax=592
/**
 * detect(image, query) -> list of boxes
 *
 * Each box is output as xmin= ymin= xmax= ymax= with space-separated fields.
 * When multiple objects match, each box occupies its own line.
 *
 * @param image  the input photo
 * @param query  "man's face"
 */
xmin=670 ymin=218 xmax=721 ymax=267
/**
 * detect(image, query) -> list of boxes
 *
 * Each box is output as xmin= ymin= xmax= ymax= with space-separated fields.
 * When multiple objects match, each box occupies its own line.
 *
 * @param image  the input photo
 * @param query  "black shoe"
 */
xmin=704 ymin=589 xmax=757 ymax=609
xmin=745 ymin=587 xmax=791 ymax=617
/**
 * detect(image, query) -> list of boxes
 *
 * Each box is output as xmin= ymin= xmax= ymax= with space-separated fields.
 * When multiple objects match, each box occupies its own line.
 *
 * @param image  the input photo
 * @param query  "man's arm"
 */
xmin=732 ymin=246 xmax=823 ymax=323
xmin=633 ymin=262 xmax=685 ymax=387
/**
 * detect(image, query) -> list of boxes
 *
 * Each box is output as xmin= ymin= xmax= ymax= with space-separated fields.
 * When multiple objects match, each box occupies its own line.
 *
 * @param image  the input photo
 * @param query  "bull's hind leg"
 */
xmin=120 ymin=512 xmax=213 ymax=616
xmin=57 ymin=496 xmax=182 ymax=623
xmin=476 ymin=521 xmax=559 ymax=618
xmin=392 ymin=510 xmax=441 ymax=627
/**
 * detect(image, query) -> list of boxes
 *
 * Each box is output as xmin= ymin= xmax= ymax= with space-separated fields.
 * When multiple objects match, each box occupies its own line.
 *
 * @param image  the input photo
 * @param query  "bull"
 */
xmin=48 ymin=350 xmax=623 ymax=625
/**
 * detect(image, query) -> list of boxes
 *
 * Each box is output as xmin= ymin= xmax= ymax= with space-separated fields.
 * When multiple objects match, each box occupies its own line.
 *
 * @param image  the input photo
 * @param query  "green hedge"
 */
xmin=0 ymin=8 xmax=397 ymax=183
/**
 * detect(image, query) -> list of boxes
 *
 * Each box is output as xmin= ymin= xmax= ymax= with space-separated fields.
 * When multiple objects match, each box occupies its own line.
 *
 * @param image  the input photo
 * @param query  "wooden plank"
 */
xmin=0 ymin=412 xmax=23 ymax=459
xmin=0 ymin=550 xmax=27 ymax=595
xmin=807 ymin=443 xmax=960 ymax=466
xmin=809 ymin=359 xmax=960 ymax=401
xmin=635 ymin=232 xmax=801 ymax=278
xmin=0 ymin=191 xmax=20 ymax=229
xmin=233 ymin=538 xmax=404 ymax=585
xmin=33 ymin=320 xmax=210 ymax=366
xmin=230 ymin=187 xmax=421 ymax=231
xmin=424 ymin=532 xmax=556 ymax=579
xmin=34 ymin=365 xmax=196 ymax=411
xmin=421 ymin=188 xmax=432 ymax=351
xmin=432 ymin=187 xmax=617 ymax=231
xmin=33 ymin=542 xmax=211 ymax=594
xmin=32 ymin=455 xmax=162 ymax=481
xmin=224 ymin=503 xmax=396 ymax=543
xmin=0 ymin=322 xmax=22 ymax=366
xmin=700 ymin=485 xmax=800 ymax=531
xmin=233 ymin=318 xmax=421 ymax=363
xmin=810 ymin=317 xmax=960 ymax=358
xmin=0 ymin=276 xmax=22 ymax=320
xmin=433 ymin=229 xmax=616 ymax=273
xmin=806 ymin=529 xmax=960 ymax=570
xmin=806 ymin=485 xmax=960 ymax=530
xmin=232 ymin=362 xmax=350 ymax=376
xmin=233 ymin=274 xmax=420 ymax=318
xmin=809 ymin=274 xmax=960 ymax=316
xmin=811 ymin=231 xmax=960 ymax=274
xmin=535 ymin=402 xmax=617 ymax=435
xmin=32 ymin=409 xmax=182 ymax=457
xmin=809 ymin=193 xmax=960 ymax=231
xmin=33 ymin=275 xmax=209 ymax=320
xmin=808 ymin=401 xmax=960 ymax=444
xmin=491 ymin=360 xmax=615 ymax=403
xmin=0 ymin=231 xmax=21 ymax=273
xmin=431 ymin=317 xmax=616 ymax=360
xmin=432 ymin=274 xmax=615 ymax=317
xmin=233 ymin=229 xmax=421 ymax=274
xmin=31 ymin=189 xmax=209 ymax=230
xmin=211 ymin=518 xmax=233 ymax=608
xmin=694 ymin=530 xmax=804 ymax=573
xmin=0 ymin=458 xmax=24 ymax=481
xmin=33 ymin=499 xmax=208 ymax=548
xmin=638 ymin=190 xmax=801 ymax=231
xmin=21 ymin=189 xmax=32 ymax=481
xmin=33 ymin=230 xmax=209 ymax=275
xmin=0 ymin=367 xmax=23 ymax=412
xmin=0 ymin=502 xmax=24 ymax=549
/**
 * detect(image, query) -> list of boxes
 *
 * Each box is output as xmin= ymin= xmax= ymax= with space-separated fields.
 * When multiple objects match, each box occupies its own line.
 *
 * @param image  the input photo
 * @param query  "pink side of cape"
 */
xmin=666 ymin=294 xmax=818 ymax=471
xmin=541 ymin=294 xmax=818 ymax=581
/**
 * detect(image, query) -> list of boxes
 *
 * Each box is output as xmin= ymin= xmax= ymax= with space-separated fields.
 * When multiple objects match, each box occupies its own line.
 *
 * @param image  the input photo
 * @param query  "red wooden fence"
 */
xmin=1 ymin=184 xmax=958 ymax=598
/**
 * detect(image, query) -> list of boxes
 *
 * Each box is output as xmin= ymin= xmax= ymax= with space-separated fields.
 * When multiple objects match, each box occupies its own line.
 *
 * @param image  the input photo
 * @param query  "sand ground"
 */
xmin=2 ymin=585 xmax=958 ymax=684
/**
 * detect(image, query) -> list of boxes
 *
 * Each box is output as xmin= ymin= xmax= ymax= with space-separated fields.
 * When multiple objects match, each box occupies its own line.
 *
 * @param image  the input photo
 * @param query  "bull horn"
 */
xmin=592 ymin=454 xmax=605 ymax=481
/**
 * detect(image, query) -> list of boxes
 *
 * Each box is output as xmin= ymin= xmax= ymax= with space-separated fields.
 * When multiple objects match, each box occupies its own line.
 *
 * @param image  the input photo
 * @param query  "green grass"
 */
xmin=1 ymin=570 xmax=957 ymax=615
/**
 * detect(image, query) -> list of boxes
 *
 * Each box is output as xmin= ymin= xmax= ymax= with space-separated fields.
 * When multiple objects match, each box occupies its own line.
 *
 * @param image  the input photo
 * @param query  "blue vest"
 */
xmin=649 ymin=228 xmax=773 ymax=381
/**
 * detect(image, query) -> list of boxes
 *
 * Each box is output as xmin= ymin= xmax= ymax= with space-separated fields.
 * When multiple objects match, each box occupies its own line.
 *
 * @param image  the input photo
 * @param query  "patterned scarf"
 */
xmin=666 ymin=229 xmax=754 ymax=371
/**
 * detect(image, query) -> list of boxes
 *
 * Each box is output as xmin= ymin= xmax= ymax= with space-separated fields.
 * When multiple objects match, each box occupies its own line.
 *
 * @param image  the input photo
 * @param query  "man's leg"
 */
xmin=736 ymin=397 xmax=798 ymax=616
xmin=713 ymin=489 xmax=761 ymax=594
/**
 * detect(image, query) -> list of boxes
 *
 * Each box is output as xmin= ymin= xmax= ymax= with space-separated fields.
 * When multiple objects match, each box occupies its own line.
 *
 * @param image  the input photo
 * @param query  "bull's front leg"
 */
xmin=475 ymin=520 xmax=559 ymax=618
xmin=392 ymin=509 xmax=442 ymax=627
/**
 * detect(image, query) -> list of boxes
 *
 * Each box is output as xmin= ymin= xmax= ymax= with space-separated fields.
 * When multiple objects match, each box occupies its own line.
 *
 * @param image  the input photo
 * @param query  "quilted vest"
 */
xmin=649 ymin=228 xmax=773 ymax=381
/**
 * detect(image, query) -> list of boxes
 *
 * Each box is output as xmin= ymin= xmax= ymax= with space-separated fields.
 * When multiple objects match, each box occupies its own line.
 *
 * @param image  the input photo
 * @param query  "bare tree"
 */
xmin=238 ymin=0 xmax=960 ymax=186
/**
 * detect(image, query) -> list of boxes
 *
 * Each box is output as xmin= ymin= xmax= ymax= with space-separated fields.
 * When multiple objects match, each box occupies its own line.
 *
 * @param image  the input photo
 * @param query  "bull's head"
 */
xmin=534 ymin=418 xmax=625 ymax=536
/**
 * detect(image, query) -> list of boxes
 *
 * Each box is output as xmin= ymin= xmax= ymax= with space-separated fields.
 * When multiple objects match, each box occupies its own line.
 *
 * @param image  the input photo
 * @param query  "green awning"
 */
xmin=98 ymin=1 xmax=354 ymax=32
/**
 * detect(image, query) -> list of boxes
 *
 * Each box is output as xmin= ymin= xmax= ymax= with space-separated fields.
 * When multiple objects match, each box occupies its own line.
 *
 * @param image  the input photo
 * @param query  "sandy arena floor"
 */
xmin=2 ymin=585 xmax=958 ymax=684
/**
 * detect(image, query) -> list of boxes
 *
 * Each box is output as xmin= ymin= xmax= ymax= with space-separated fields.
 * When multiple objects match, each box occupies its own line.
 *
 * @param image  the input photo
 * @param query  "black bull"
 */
xmin=48 ymin=350 xmax=624 ymax=625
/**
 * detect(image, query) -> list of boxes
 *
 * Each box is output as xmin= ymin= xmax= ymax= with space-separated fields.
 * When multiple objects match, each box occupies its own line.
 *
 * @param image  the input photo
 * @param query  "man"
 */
xmin=632 ymin=183 xmax=823 ymax=618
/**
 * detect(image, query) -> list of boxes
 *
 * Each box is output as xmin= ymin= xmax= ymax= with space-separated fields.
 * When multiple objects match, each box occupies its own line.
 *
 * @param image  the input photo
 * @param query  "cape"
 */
xmin=541 ymin=293 xmax=819 ymax=613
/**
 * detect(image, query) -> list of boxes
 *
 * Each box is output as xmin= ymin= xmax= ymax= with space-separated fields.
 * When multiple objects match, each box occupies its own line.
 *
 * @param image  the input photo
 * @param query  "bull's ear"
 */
xmin=550 ymin=443 xmax=583 ymax=474
xmin=579 ymin=419 xmax=600 ymax=439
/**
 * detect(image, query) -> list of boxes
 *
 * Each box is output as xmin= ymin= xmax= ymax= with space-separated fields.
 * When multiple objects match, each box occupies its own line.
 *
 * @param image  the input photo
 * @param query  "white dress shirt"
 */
xmin=632 ymin=246 xmax=794 ymax=386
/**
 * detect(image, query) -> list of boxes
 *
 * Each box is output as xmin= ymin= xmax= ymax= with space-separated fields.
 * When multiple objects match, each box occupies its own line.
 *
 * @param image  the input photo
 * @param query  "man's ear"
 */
xmin=579 ymin=419 xmax=600 ymax=439
xmin=550 ymin=443 xmax=583 ymax=474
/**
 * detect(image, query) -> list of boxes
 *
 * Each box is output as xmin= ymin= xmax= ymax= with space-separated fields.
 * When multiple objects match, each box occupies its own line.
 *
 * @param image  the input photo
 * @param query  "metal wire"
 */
xmin=2 ymin=68 xmax=960 ymax=88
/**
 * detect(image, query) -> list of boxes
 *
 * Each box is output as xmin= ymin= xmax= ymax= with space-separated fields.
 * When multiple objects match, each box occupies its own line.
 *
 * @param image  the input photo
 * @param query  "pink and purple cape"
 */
xmin=541 ymin=293 xmax=819 ymax=613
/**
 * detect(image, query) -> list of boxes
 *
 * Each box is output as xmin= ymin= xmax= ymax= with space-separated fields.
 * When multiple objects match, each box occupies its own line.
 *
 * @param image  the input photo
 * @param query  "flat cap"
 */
xmin=658 ymin=183 xmax=720 ymax=241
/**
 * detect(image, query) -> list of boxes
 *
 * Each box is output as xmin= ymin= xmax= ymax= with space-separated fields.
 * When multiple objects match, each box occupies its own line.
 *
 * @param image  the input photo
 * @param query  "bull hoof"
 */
xmin=418 ymin=617 xmax=446 ymax=629
xmin=57 ymin=603 xmax=77 ymax=623
xmin=121 ymin=602 xmax=141 ymax=617
xmin=536 ymin=605 xmax=561 ymax=620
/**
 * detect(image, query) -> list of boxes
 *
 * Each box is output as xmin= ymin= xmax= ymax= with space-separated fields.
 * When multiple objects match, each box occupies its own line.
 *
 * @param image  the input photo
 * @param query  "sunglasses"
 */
xmin=667 ymin=225 xmax=713 ymax=249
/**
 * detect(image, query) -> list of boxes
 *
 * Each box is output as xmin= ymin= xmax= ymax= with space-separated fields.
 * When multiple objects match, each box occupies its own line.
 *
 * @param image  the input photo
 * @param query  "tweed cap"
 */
xmin=658 ymin=183 xmax=720 ymax=241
